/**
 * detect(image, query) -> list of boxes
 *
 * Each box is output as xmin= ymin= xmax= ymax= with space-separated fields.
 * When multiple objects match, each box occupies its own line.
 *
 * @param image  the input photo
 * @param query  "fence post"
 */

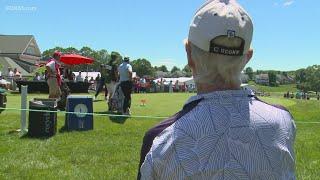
xmin=21 ymin=85 xmax=28 ymax=134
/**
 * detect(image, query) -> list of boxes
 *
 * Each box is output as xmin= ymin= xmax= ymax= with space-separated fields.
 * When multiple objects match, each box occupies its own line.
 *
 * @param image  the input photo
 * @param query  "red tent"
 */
xmin=60 ymin=54 xmax=94 ymax=65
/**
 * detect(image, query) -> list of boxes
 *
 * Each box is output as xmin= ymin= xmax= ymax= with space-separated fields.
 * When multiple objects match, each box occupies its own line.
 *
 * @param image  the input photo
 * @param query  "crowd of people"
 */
xmin=132 ymin=78 xmax=196 ymax=93
xmin=44 ymin=51 xmax=134 ymax=115
xmin=0 ymin=67 xmax=23 ymax=91
xmin=284 ymin=91 xmax=320 ymax=100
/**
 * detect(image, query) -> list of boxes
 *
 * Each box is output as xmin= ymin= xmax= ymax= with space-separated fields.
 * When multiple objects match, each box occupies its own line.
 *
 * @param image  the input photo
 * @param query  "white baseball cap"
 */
xmin=188 ymin=0 xmax=253 ymax=56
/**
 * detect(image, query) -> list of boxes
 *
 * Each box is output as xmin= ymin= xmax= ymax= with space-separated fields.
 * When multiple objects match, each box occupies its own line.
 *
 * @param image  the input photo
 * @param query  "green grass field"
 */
xmin=0 ymin=92 xmax=319 ymax=179
xmin=248 ymin=81 xmax=298 ymax=93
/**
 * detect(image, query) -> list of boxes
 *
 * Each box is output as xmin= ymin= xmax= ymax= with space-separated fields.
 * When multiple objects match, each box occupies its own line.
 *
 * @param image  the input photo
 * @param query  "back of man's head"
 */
xmin=187 ymin=0 xmax=253 ymax=87
xmin=124 ymin=57 xmax=130 ymax=62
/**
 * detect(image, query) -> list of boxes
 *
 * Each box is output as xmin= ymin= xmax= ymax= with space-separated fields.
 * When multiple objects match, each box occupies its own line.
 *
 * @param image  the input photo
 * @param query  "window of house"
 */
xmin=26 ymin=46 xmax=35 ymax=55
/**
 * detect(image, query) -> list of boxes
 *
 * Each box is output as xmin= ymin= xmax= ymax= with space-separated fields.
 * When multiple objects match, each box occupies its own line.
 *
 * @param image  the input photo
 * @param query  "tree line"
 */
xmin=244 ymin=66 xmax=320 ymax=92
xmin=42 ymin=47 xmax=192 ymax=78
xmin=295 ymin=65 xmax=320 ymax=92
xmin=42 ymin=47 xmax=320 ymax=91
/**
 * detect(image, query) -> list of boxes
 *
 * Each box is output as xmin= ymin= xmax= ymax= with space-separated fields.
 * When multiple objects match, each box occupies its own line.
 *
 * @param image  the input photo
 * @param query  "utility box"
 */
xmin=65 ymin=95 xmax=93 ymax=131
xmin=0 ymin=94 xmax=6 ymax=113
xmin=0 ymin=90 xmax=7 ymax=113
xmin=28 ymin=99 xmax=57 ymax=138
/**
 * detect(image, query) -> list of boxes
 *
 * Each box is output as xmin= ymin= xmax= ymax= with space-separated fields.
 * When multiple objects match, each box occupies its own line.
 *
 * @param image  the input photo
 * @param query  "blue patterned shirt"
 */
xmin=140 ymin=90 xmax=296 ymax=180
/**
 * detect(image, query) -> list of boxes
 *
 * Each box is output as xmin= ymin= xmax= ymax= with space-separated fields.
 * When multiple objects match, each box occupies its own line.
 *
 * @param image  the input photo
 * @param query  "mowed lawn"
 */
xmin=0 ymin=93 xmax=319 ymax=179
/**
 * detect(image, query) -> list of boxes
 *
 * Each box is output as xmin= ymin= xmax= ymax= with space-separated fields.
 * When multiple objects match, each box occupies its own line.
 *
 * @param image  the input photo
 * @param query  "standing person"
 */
xmin=45 ymin=51 xmax=62 ymax=99
xmin=89 ymin=77 xmax=94 ymax=83
xmin=7 ymin=68 xmax=14 ymax=90
xmin=76 ymin=71 xmax=83 ymax=82
xmin=94 ymin=65 xmax=108 ymax=100
xmin=168 ymin=80 xmax=173 ymax=93
xmin=118 ymin=57 xmax=133 ymax=115
xmin=140 ymin=77 xmax=146 ymax=93
xmin=64 ymin=67 xmax=73 ymax=81
xmin=138 ymin=1 xmax=296 ymax=179
xmin=12 ymin=68 xmax=21 ymax=90
xmin=105 ymin=53 xmax=119 ymax=110
xmin=84 ymin=76 xmax=89 ymax=83
xmin=184 ymin=82 xmax=188 ymax=92
xmin=41 ymin=71 xmax=46 ymax=81
xmin=160 ymin=79 xmax=164 ymax=92
xmin=174 ymin=80 xmax=179 ymax=92
xmin=33 ymin=72 xmax=41 ymax=81
xmin=95 ymin=74 xmax=100 ymax=91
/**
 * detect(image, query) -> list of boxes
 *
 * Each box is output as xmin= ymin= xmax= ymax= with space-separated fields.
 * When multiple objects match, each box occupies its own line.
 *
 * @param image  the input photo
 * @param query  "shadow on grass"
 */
xmin=7 ymin=131 xmax=55 ymax=140
xmin=95 ymin=111 xmax=129 ymax=124
xmin=59 ymin=126 xmax=70 ymax=133
xmin=93 ymin=99 xmax=104 ymax=102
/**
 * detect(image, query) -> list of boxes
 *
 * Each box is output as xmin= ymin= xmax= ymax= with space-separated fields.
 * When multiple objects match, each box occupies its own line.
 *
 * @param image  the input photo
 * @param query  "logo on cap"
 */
xmin=227 ymin=30 xmax=236 ymax=38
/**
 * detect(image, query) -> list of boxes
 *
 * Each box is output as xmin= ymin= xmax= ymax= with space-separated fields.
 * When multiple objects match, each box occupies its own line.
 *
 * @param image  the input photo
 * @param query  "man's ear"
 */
xmin=185 ymin=41 xmax=195 ymax=69
xmin=246 ymin=48 xmax=253 ymax=64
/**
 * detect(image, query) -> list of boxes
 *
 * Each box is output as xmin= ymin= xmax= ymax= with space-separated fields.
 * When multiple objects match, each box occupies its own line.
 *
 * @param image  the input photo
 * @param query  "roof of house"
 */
xmin=256 ymin=74 xmax=269 ymax=79
xmin=0 ymin=35 xmax=35 ymax=54
xmin=0 ymin=57 xmax=30 ymax=76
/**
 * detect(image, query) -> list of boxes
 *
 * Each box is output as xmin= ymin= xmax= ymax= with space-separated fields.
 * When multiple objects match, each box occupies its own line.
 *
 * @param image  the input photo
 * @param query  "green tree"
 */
xmin=245 ymin=67 xmax=254 ymax=80
xmin=183 ymin=65 xmax=192 ymax=77
xmin=131 ymin=58 xmax=154 ymax=77
xmin=171 ymin=66 xmax=180 ymax=74
xmin=159 ymin=65 xmax=168 ymax=72
xmin=268 ymin=71 xmax=278 ymax=87
xmin=42 ymin=46 xmax=65 ymax=60
xmin=96 ymin=49 xmax=109 ymax=64
xmin=299 ymin=65 xmax=320 ymax=91
xmin=295 ymin=68 xmax=306 ymax=83
xmin=109 ymin=51 xmax=123 ymax=66
xmin=65 ymin=47 xmax=79 ymax=54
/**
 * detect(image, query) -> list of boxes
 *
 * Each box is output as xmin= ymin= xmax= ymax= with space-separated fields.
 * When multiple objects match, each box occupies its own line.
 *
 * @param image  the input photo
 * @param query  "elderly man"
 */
xmin=46 ymin=51 xmax=62 ymax=99
xmin=138 ymin=0 xmax=296 ymax=179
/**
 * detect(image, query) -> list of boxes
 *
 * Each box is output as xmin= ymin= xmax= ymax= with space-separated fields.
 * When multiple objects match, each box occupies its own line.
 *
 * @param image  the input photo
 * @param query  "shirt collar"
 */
xmin=185 ymin=89 xmax=255 ymax=106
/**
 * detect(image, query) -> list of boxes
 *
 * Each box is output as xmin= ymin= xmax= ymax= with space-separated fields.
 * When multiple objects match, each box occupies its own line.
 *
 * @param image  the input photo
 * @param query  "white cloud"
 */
xmin=273 ymin=0 xmax=295 ymax=7
xmin=283 ymin=0 xmax=294 ymax=7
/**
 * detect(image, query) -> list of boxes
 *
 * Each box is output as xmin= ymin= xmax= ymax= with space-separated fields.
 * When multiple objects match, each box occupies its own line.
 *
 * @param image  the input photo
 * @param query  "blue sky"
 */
xmin=1 ymin=0 xmax=319 ymax=71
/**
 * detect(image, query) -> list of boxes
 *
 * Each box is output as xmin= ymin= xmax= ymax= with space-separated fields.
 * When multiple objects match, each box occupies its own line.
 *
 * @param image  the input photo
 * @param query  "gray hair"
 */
xmin=189 ymin=39 xmax=248 ymax=87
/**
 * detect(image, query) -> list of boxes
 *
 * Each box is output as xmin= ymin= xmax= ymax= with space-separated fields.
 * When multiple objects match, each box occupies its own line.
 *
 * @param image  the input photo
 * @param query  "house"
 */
xmin=241 ymin=73 xmax=249 ymax=83
xmin=155 ymin=71 xmax=169 ymax=78
xmin=255 ymin=74 xmax=269 ymax=85
xmin=276 ymin=74 xmax=295 ymax=84
xmin=0 ymin=35 xmax=41 ymax=76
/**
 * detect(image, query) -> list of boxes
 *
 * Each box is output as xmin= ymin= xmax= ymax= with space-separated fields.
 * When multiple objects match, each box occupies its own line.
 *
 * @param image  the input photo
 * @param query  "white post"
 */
xmin=21 ymin=85 xmax=28 ymax=134
xmin=86 ymin=65 xmax=89 ymax=78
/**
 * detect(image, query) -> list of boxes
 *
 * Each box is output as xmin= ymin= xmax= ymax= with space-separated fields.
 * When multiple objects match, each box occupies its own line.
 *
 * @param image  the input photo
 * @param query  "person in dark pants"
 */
xmin=118 ymin=57 xmax=133 ymax=115
xmin=105 ymin=53 xmax=119 ymax=110
xmin=94 ymin=64 xmax=108 ymax=100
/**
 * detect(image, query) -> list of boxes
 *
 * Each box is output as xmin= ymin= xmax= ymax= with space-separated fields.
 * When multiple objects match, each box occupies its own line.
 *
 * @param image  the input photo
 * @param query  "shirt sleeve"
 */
xmin=128 ymin=64 xmax=132 ymax=72
xmin=46 ymin=61 xmax=56 ymax=72
xmin=140 ymin=153 xmax=155 ymax=180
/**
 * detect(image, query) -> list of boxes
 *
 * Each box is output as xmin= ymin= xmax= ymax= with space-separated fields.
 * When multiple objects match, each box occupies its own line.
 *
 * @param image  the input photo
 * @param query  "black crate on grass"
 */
xmin=28 ymin=99 xmax=57 ymax=138
xmin=0 ymin=92 xmax=7 ymax=113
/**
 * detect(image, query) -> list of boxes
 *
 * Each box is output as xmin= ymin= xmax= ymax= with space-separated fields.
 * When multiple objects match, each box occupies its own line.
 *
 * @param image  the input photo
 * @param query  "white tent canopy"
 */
xmin=72 ymin=72 xmax=137 ymax=80
xmin=154 ymin=77 xmax=194 ymax=86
